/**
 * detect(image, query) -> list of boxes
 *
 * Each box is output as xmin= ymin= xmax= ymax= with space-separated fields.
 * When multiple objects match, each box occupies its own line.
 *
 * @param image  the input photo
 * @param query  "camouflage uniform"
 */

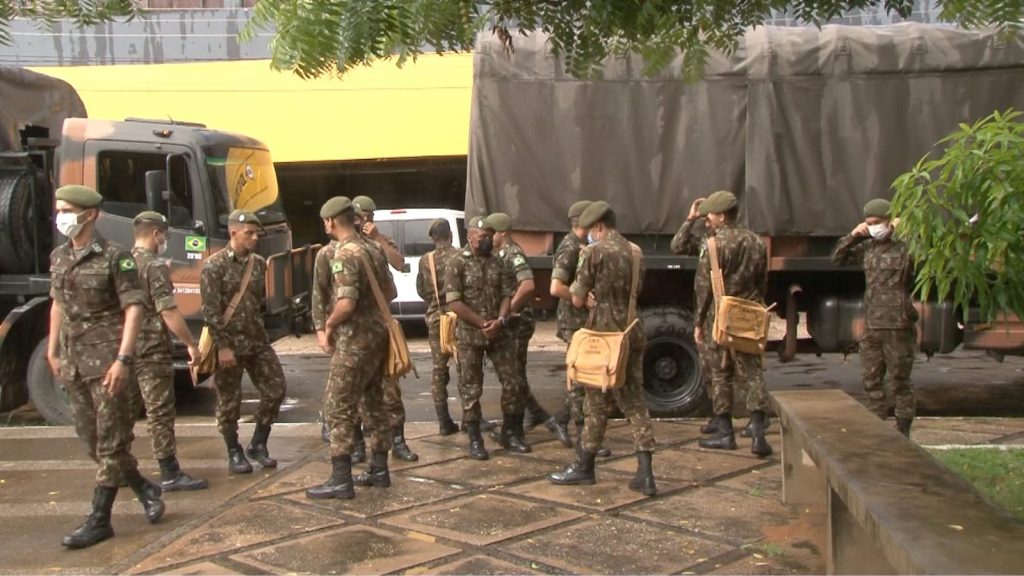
xmin=200 ymin=248 xmax=286 ymax=437
xmin=570 ymin=231 xmax=655 ymax=453
xmin=832 ymin=234 xmax=918 ymax=419
xmin=498 ymin=240 xmax=546 ymax=418
xmin=445 ymin=248 xmax=524 ymax=423
xmin=364 ymin=236 xmax=407 ymax=429
xmin=694 ymin=224 xmax=770 ymax=416
xmin=311 ymin=240 xmax=339 ymax=334
xmin=50 ymin=236 xmax=145 ymax=487
xmin=552 ymin=232 xmax=589 ymax=426
xmin=131 ymin=246 xmax=179 ymax=460
xmin=323 ymin=237 xmax=393 ymax=456
xmin=416 ymin=244 xmax=460 ymax=404
xmin=671 ymin=218 xmax=718 ymax=405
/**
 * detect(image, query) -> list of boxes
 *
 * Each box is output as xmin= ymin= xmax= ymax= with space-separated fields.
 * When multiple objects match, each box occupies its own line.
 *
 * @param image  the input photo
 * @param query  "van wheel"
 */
xmin=27 ymin=338 xmax=74 ymax=425
xmin=641 ymin=306 xmax=709 ymax=417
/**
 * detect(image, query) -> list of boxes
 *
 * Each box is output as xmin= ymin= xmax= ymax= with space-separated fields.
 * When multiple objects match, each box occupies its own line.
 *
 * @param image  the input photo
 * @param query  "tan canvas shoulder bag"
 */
xmin=707 ymin=237 xmax=773 ymax=355
xmin=192 ymin=254 xmax=254 ymax=384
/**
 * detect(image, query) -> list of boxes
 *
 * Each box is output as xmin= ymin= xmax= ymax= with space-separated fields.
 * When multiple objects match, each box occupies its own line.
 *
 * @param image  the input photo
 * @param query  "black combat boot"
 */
xmin=246 ymin=423 xmax=278 ymax=468
xmin=352 ymin=425 xmax=367 ymax=464
xmin=466 ymin=421 xmax=489 ymax=460
xmin=435 ymin=402 xmax=460 ymax=436
xmin=549 ymin=450 xmax=597 ymax=485
xmin=306 ymin=455 xmax=355 ymax=500
xmin=125 ymin=469 xmax=165 ymax=524
xmin=628 ymin=451 xmax=657 ymax=496
xmin=62 ymin=486 xmax=117 ymax=549
xmin=698 ymin=413 xmax=738 ymax=450
xmin=498 ymin=414 xmax=531 ymax=454
xmin=524 ymin=405 xmax=546 ymax=431
xmin=701 ymin=415 xmax=723 ymax=435
xmin=157 ymin=455 xmax=209 ymax=491
xmin=353 ymin=450 xmax=391 ymax=487
xmin=895 ymin=417 xmax=913 ymax=438
xmin=224 ymin=431 xmax=253 ymax=474
xmin=749 ymin=411 xmax=773 ymax=458
xmin=543 ymin=417 xmax=573 ymax=448
xmin=391 ymin=424 xmax=419 ymax=462
xmin=740 ymin=415 xmax=772 ymax=438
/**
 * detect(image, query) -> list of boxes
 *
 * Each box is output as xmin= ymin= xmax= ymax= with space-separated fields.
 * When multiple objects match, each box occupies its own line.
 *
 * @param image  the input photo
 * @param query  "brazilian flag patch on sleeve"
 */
xmin=331 ymin=261 xmax=344 ymax=273
xmin=119 ymin=257 xmax=137 ymax=272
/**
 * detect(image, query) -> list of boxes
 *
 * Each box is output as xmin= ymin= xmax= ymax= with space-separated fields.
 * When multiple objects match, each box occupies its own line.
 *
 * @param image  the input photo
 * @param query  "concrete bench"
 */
xmin=772 ymin=389 xmax=1024 ymax=575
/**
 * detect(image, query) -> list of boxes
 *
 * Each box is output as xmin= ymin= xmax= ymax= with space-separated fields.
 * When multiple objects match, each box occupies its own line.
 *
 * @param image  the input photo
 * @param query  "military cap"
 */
xmin=486 ymin=212 xmax=512 ymax=232
xmin=468 ymin=215 xmax=495 ymax=231
xmin=699 ymin=190 xmax=738 ymax=216
xmin=568 ymin=200 xmax=593 ymax=220
xmin=319 ymin=196 xmax=352 ymax=219
xmin=863 ymin=198 xmax=891 ymax=218
xmin=228 ymin=209 xmax=262 ymax=228
xmin=55 ymin=184 xmax=103 ymax=208
xmin=352 ymin=195 xmax=376 ymax=215
xmin=132 ymin=210 xmax=168 ymax=230
xmin=428 ymin=218 xmax=450 ymax=236
xmin=579 ymin=200 xmax=612 ymax=228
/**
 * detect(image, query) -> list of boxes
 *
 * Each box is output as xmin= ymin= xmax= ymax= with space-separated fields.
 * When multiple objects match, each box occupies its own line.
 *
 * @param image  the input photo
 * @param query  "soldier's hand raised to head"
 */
xmin=688 ymin=198 xmax=706 ymax=221
xmin=362 ymin=222 xmax=380 ymax=239
xmin=218 ymin=347 xmax=237 ymax=369
xmin=852 ymin=222 xmax=871 ymax=238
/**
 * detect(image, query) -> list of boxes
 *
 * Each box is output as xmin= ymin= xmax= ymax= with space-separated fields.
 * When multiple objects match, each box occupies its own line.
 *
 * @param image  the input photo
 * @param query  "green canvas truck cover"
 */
xmin=0 ymin=66 xmax=86 ymax=152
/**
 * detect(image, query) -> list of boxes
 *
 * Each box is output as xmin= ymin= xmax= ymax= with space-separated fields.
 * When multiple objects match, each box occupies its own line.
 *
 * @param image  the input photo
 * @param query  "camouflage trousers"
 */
xmin=381 ymin=375 xmax=407 ymax=428
xmin=135 ymin=360 xmax=177 ymax=460
xmin=323 ymin=333 xmax=391 ymax=457
xmin=213 ymin=344 xmax=286 ymax=437
xmin=581 ymin=338 xmax=656 ymax=453
xmin=66 ymin=371 xmax=139 ymax=487
xmin=457 ymin=336 xmax=525 ymax=422
xmin=511 ymin=313 xmax=549 ymax=419
xmin=708 ymin=345 xmax=770 ymax=416
xmin=426 ymin=316 xmax=453 ymax=404
xmin=860 ymin=327 xmax=916 ymax=419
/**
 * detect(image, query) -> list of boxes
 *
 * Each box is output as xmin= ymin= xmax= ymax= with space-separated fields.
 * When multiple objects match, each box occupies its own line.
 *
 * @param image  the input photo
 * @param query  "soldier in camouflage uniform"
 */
xmin=693 ymin=191 xmax=773 ymax=457
xmin=352 ymin=196 xmax=417 ymax=461
xmin=47 ymin=186 xmax=164 ymax=549
xmin=488 ymin=213 xmax=571 ymax=448
xmin=307 ymin=196 xmax=395 ymax=499
xmin=130 ymin=212 xmax=208 ymax=492
xmin=549 ymin=201 xmax=657 ymax=497
xmin=201 ymin=210 xmax=287 ymax=474
xmin=832 ymin=198 xmax=918 ymax=437
xmin=446 ymin=216 xmax=528 ymax=460
xmin=415 ymin=218 xmax=461 ymax=435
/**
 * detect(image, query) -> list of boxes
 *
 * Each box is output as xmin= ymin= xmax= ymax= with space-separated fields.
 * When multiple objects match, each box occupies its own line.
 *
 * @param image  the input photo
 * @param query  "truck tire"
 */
xmin=641 ymin=306 xmax=709 ymax=417
xmin=0 ymin=170 xmax=39 ymax=273
xmin=27 ymin=337 xmax=74 ymax=425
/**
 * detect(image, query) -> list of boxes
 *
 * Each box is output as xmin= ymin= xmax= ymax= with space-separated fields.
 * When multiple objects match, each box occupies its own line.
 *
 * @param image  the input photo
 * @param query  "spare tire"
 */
xmin=0 ymin=169 xmax=41 ymax=273
xmin=641 ymin=306 xmax=709 ymax=417
xmin=27 ymin=337 xmax=74 ymax=425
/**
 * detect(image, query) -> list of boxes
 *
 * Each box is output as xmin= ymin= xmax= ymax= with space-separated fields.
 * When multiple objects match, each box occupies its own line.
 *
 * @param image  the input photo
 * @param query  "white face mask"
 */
xmin=587 ymin=231 xmax=596 ymax=245
xmin=157 ymin=240 xmax=168 ymax=256
xmin=868 ymin=223 xmax=891 ymax=240
xmin=55 ymin=211 xmax=87 ymax=239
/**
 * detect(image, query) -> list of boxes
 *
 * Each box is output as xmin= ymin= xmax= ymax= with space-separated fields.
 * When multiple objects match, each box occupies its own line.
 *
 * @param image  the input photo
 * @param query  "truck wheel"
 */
xmin=641 ymin=306 xmax=709 ymax=417
xmin=27 ymin=338 xmax=74 ymax=425
xmin=0 ymin=170 xmax=39 ymax=273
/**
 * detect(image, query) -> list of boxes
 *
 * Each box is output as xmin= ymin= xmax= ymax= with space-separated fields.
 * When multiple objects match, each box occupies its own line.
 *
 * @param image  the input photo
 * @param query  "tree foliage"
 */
xmin=892 ymin=109 xmax=1024 ymax=322
xmin=0 ymin=1 xmax=141 ymax=45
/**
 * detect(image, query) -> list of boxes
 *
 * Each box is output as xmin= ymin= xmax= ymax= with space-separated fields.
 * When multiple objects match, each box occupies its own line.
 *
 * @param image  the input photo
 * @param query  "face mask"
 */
xmin=476 ymin=237 xmax=493 ymax=256
xmin=587 ymin=232 xmax=596 ymax=245
xmin=868 ymin=223 xmax=891 ymax=240
xmin=157 ymin=240 xmax=168 ymax=256
xmin=56 ymin=211 xmax=86 ymax=239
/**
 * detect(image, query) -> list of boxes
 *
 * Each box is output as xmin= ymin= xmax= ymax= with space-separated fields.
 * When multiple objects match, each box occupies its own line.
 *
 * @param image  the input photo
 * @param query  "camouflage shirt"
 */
xmin=498 ymin=239 xmax=535 ymax=318
xmin=50 ymin=234 xmax=145 ymax=378
xmin=671 ymin=218 xmax=711 ymax=256
xmin=416 ymin=244 xmax=459 ymax=321
xmin=132 ymin=246 xmax=177 ymax=360
xmin=552 ymin=232 xmax=589 ymax=341
xmin=312 ymin=240 xmax=339 ymax=331
xmin=331 ymin=235 xmax=393 ymax=343
xmin=570 ymin=230 xmax=645 ymax=337
xmin=200 ymin=247 xmax=268 ymax=355
xmin=694 ymin=224 xmax=768 ymax=331
xmin=832 ymin=235 xmax=918 ymax=330
xmin=445 ymin=248 xmax=515 ymax=346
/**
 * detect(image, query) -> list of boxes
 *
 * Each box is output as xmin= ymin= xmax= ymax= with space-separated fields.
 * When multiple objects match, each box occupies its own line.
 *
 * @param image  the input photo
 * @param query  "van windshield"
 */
xmin=204 ymin=145 xmax=286 ymax=225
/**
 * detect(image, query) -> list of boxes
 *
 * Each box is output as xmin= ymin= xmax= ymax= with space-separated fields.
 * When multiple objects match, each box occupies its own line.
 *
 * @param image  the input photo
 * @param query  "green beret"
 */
xmin=228 ymin=209 xmax=262 ymax=228
xmin=568 ymin=200 xmax=592 ymax=220
xmin=863 ymin=198 xmax=891 ymax=218
xmin=428 ymin=218 xmax=449 ymax=236
xmin=319 ymin=196 xmax=352 ymax=219
xmin=132 ymin=210 xmax=168 ymax=229
xmin=486 ymin=212 xmax=512 ymax=232
xmin=579 ymin=200 xmax=612 ymax=228
xmin=352 ymin=195 xmax=376 ymax=215
xmin=55 ymin=185 xmax=103 ymax=208
xmin=700 ymin=190 xmax=738 ymax=216
xmin=468 ymin=215 xmax=494 ymax=231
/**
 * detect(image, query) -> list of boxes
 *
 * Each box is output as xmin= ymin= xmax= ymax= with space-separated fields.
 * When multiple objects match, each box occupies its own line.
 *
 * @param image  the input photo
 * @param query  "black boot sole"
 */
xmin=62 ymin=527 xmax=114 ymax=549
xmin=392 ymin=449 xmax=419 ymax=462
xmin=548 ymin=475 xmax=596 ymax=486
xmin=306 ymin=486 xmax=355 ymax=499
xmin=628 ymin=482 xmax=657 ymax=496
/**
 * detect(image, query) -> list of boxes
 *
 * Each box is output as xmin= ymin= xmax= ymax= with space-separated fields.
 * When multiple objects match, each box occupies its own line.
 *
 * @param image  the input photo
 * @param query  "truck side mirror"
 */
xmin=144 ymin=170 xmax=169 ymax=215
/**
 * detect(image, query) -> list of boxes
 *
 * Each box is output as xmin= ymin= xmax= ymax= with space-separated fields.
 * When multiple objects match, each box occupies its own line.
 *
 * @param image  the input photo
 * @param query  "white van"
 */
xmin=372 ymin=208 xmax=466 ymax=321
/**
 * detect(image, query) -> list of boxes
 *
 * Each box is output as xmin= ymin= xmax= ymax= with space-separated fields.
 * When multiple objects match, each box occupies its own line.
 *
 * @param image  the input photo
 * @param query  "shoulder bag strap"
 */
xmin=222 ymin=254 xmax=255 ymax=326
xmin=627 ymin=243 xmax=641 ymax=324
xmin=707 ymin=237 xmax=725 ymax=306
xmin=427 ymin=251 xmax=441 ymax=308
xmin=354 ymin=249 xmax=395 ymax=321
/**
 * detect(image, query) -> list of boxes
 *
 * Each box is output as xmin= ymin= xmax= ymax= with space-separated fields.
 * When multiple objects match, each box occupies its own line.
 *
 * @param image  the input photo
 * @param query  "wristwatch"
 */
xmin=499 ymin=316 xmax=508 ymax=327
xmin=116 ymin=354 xmax=134 ymax=365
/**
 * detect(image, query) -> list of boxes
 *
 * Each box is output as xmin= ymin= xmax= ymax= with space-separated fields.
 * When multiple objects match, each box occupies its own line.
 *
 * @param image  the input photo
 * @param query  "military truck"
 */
xmin=0 ymin=66 xmax=315 ymax=424
xmin=466 ymin=23 xmax=1024 ymax=417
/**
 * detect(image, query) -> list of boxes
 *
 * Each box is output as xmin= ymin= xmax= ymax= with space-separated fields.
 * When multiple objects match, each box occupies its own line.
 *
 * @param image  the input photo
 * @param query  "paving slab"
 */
xmin=160 ymin=560 xmax=244 ymax=575
xmin=910 ymin=427 xmax=1009 ymax=446
xmin=400 ymin=453 xmax=562 ymax=488
xmin=716 ymin=467 xmax=784 ymax=498
xmin=287 ymin=473 xmax=471 ymax=519
xmin=425 ymin=554 xmax=543 ymax=575
xmin=506 ymin=474 xmax=683 ymax=513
